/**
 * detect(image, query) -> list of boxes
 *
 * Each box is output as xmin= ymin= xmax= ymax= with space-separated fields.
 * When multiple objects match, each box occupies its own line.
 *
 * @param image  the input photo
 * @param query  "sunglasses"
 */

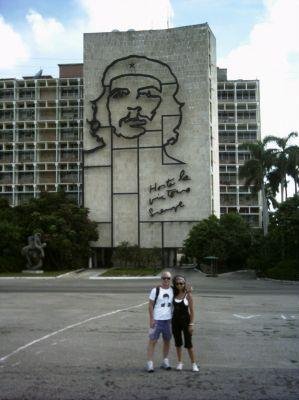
xmin=176 ymin=282 xmax=185 ymax=286
xmin=162 ymin=277 xmax=171 ymax=280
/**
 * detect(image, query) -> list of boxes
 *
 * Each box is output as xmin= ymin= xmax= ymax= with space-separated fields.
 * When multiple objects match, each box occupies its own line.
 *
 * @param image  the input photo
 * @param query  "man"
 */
xmin=147 ymin=270 xmax=173 ymax=372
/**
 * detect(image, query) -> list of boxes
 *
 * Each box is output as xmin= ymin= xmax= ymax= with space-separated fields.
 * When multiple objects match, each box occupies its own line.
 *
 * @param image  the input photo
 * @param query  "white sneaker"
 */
xmin=176 ymin=362 xmax=183 ymax=371
xmin=192 ymin=363 xmax=199 ymax=372
xmin=161 ymin=358 xmax=171 ymax=370
xmin=147 ymin=360 xmax=154 ymax=373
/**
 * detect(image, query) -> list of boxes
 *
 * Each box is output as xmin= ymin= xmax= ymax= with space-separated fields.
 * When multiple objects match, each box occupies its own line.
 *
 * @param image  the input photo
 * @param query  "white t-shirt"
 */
xmin=149 ymin=286 xmax=173 ymax=320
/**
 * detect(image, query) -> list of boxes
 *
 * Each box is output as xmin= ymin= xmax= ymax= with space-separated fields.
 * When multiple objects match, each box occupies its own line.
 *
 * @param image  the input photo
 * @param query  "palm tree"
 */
xmin=239 ymin=138 xmax=276 ymax=235
xmin=266 ymin=132 xmax=298 ymax=202
xmin=265 ymin=182 xmax=279 ymax=210
xmin=286 ymin=145 xmax=299 ymax=195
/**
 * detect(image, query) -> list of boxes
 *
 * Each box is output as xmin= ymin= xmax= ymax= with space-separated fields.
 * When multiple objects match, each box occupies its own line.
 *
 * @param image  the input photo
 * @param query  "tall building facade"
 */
xmin=84 ymin=24 xmax=219 ymax=266
xmin=0 ymin=64 xmax=83 ymax=206
xmin=217 ymin=68 xmax=261 ymax=226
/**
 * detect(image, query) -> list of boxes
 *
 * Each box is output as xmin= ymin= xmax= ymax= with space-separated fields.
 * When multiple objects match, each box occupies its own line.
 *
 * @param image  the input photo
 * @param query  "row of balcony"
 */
xmin=0 ymin=171 xmax=81 ymax=184
xmin=0 ymin=191 xmax=82 ymax=206
xmin=1 ymin=141 xmax=81 ymax=149
xmin=0 ymin=151 xmax=81 ymax=163
xmin=218 ymin=111 xmax=258 ymax=123
xmin=220 ymin=208 xmax=259 ymax=226
xmin=218 ymin=91 xmax=257 ymax=101
xmin=0 ymin=162 xmax=81 ymax=172
xmin=219 ymin=133 xmax=257 ymax=143
xmin=0 ymin=110 xmax=83 ymax=122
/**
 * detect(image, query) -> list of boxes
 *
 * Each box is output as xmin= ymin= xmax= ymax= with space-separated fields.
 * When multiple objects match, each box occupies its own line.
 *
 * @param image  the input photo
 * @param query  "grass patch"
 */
xmin=101 ymin=267 xmax=161 ymax=277
xmin=0 ymin=270 xmax=73 ymax=277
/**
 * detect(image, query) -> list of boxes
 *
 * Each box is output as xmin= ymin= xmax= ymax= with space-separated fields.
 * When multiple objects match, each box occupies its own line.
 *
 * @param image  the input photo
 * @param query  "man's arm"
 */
xmin=148 ymin=299 xmax=155 ymax=328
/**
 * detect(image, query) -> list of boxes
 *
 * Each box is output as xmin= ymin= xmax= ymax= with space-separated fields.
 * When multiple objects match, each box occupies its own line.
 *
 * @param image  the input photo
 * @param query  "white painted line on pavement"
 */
xmin=281 ymin=314 xmax=296 ymax=320
xmin=233 ymin=314 xmax=261 ymax=319
xmin=0 ymin=302 xmax=147 ymax=364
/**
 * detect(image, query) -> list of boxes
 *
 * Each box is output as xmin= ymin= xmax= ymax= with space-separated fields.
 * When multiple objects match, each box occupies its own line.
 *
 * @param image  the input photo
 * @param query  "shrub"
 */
xmin=112 ymin=242 xmax=161 ymax=268
xmin=0 ymin=221 xmax=23 ymax=272
xmin=266 ymin=259 xmax=299 ymax=281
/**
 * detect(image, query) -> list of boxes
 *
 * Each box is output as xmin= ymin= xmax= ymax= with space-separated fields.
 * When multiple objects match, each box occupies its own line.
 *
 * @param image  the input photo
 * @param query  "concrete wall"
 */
xmin=83 ymin=24 xmax=219 ymax=249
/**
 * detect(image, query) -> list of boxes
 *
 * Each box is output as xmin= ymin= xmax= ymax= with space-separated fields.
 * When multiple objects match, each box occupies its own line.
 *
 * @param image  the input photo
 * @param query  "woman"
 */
xmin=172 ymin=275 xmax=199 ymax=372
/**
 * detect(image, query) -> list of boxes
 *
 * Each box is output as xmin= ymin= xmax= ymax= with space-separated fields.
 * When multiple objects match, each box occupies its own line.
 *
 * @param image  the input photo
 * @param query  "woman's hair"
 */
xmin=172 ymin=274 xmax=186 ymax=297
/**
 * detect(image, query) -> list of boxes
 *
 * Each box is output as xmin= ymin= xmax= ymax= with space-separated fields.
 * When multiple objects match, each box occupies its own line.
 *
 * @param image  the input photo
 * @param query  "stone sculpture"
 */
xmin=22 ymin=233 xmax=46 ymax=271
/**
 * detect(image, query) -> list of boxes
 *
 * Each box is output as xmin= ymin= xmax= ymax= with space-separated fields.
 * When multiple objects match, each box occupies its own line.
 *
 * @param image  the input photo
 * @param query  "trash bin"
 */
xmin=204 ymin=256 xmax=218 ymax=277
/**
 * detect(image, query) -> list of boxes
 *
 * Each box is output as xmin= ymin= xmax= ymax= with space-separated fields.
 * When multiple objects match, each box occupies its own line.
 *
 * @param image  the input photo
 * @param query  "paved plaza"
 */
xmin=0 ymin=270 xmax=298 ymax=400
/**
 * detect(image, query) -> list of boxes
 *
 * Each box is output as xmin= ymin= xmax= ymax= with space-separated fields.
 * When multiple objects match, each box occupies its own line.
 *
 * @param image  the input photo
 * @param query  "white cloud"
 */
xmin=26 ymin=10 xmax=83 ymax=58
xmin=0 ymin=15 xmax=29 ymax=69
xmin=26 ymin=10 xmax=66 ymax=53
xmin=78 ymin=0 xmax=173 ymax=31
xmin=218 ymin=0 xmax=299 ymax=141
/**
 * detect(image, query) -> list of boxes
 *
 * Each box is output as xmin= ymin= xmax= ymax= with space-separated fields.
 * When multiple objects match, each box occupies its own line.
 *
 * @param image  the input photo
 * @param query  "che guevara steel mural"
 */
xmin=85 ymin=55 xmax=192 ymax=241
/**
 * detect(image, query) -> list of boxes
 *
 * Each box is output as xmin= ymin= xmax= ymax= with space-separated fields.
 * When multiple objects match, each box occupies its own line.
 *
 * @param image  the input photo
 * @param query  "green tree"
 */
xmin=268 ymin=195 xmax=299 ymax=261
xmin=15 ymin=191 xmax=98 ymax=270
xmin=286 ymin=145 xmax=299 ymax=195
xmin=239 ymin=138 xmax=276 ymax=235
xmin=0 ymin=198 xmax=23 ymax=271
xmin=219 ymin=213 xmax=252 ymax=269
xmin=183 ymin=213 xmax=251 ymax=270
xmin=0 ymin=220 xmax=23 ymax=271
xmin=183 ymin=215 xmax=224 ymax=264
xmin=266 ymin=132 xmax=298 ymax=202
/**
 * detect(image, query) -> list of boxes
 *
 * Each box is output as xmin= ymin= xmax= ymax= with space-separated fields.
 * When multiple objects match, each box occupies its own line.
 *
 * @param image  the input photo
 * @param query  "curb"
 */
xmin=257 ymin=277 xmax=299 ymax=285
xmin=0 ymin=268 xmax=86 ymax=280
xmin=89 ymin=276 xmax=160 ymax=280
xmin=0 ymin=276 xmax=56 ymax=280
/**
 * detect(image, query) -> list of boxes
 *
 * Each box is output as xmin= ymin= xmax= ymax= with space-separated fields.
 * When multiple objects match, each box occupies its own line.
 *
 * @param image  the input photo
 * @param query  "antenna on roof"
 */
xmin=34 ymin=69 xmax=43 ymax=78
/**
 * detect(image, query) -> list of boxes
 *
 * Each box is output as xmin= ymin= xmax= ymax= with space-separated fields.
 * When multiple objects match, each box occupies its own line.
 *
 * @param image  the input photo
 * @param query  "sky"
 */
xmin=0 ymin=0 xmax=298 ymax=143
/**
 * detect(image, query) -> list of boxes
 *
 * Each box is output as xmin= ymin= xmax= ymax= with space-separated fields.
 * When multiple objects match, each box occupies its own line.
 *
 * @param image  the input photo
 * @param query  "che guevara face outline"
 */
xmin=86 ymin=55 xmax=185 ymax=153
xmin=107 ymin=74 xmax=162 ymax=139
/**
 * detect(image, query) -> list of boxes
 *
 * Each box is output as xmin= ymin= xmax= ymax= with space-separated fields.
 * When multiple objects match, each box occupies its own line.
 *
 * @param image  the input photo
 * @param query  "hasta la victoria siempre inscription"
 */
xmin=148 ymin=169 xmax=191 ymax=217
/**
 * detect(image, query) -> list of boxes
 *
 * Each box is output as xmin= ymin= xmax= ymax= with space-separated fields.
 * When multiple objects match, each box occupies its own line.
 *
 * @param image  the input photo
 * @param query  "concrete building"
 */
xmin=0 ymin=64 xmax=83 ymax=206
xmin=83 ymin=24 xmax=219 ymax=265
xmin=217 ymin=68 xmax=261 ymax=226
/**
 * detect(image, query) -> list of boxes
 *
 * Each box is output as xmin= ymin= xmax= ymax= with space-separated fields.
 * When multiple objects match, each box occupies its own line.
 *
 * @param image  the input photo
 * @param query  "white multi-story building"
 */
xmin=217 ymin=68 xmax=261 ymax=226
xmin=0 ymin=64 xmax=83 ymax=206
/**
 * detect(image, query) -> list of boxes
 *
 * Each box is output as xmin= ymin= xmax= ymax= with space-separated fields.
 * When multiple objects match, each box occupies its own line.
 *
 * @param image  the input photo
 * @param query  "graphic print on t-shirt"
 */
xmin=161 ymin=293 xmax=171 ymax=308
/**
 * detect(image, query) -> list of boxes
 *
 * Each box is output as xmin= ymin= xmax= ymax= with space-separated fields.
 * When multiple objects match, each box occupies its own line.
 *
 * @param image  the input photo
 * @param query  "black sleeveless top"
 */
xmin=172 ymin=294 xmax=190 ymax=322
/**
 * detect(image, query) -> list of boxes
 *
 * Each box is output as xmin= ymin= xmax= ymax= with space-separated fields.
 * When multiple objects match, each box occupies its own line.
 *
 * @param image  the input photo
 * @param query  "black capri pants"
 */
xmin=172 ymin=317 xmax=193 ymax=349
